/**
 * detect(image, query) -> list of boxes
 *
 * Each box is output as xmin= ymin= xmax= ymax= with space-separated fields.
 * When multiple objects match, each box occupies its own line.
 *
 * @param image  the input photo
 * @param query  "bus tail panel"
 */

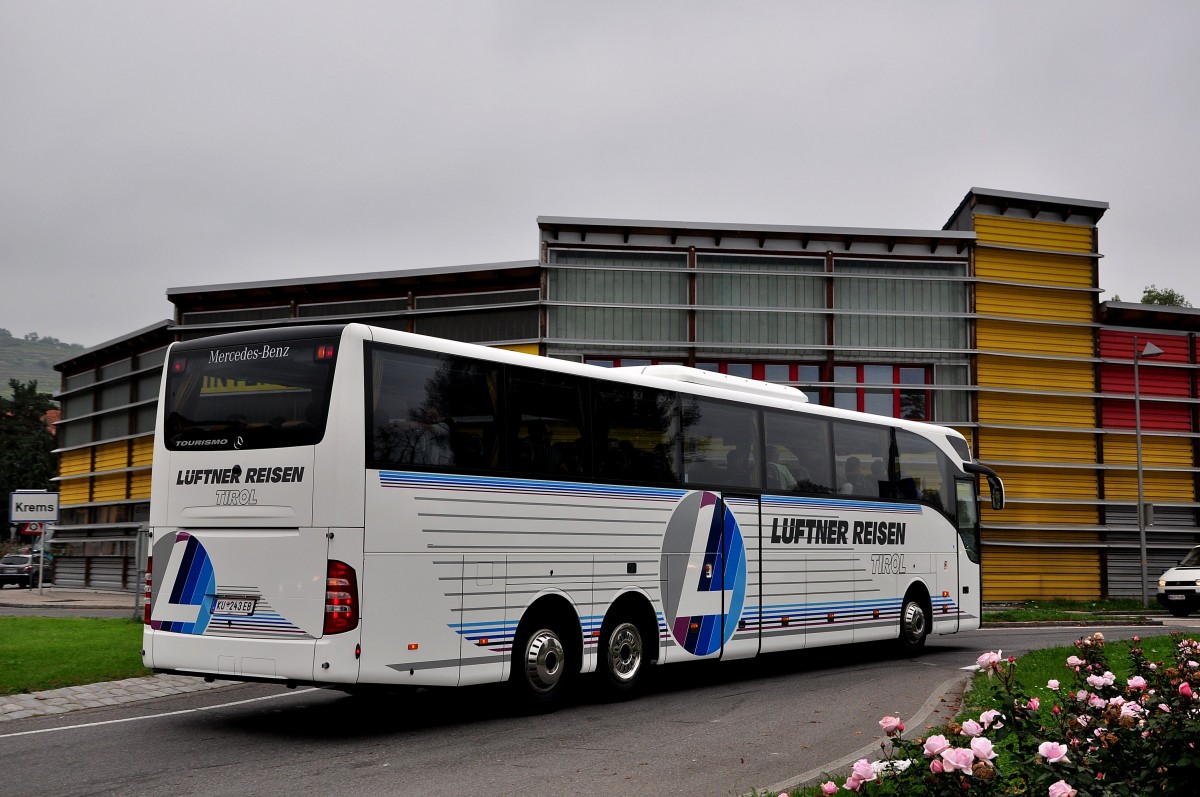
xmin=144 ymin=525 xmax=361 ymax=684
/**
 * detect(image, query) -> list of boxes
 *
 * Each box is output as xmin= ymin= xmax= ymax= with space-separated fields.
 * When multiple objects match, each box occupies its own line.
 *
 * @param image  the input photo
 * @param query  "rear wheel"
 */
xmin=898 ymin=595 xmax=929 ymax=653
xmin=599 ymin=618 xmax=647 ymax=696
xmin=511 ymin=620 xmax=573 ymax=708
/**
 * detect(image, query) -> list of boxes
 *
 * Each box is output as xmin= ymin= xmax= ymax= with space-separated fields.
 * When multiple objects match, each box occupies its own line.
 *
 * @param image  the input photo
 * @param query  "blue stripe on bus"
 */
xmin=380 ymin=470 xmax=688 ymax=501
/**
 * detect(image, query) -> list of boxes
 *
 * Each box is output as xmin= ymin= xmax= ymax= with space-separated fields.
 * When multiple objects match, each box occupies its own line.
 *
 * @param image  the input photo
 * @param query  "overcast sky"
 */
xmin=2 ymin=2 xmax=1198 ymax=348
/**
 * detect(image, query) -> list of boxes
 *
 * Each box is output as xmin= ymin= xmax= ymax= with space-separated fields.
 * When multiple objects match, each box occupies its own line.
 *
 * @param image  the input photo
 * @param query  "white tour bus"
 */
xmin=143 ymin=323 xmax=1003 ymax=705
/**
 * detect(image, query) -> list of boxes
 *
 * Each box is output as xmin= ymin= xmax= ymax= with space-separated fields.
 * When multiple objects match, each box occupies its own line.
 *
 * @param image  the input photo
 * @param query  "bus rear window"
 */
xmin=163 ymin=336 xmax=339 ymax=451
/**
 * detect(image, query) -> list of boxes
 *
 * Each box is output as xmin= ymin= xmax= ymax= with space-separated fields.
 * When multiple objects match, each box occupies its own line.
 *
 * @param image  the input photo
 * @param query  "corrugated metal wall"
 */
xmin=974 ymin=211 xmax=1102 ymax=600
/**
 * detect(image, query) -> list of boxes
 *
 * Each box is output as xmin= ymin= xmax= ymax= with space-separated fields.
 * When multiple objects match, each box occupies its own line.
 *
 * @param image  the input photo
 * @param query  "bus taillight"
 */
xmin=315 ymin=344 xmax=336 ymax=362
xmin=324 ymin=560 xmax=359 ymax=635
xmin=143 ymin=555 xmax=153 ymax=625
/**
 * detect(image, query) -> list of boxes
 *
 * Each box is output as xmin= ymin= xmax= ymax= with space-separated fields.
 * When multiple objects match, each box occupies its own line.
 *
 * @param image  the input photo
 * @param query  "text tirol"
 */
xmin=770 ymin=517 xmax=906 ymax=546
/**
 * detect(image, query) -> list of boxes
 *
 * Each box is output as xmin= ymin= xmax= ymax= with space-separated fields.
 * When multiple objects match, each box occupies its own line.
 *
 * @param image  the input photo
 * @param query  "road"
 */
xmin=1 ymin=623 xmax=1193 ymax=797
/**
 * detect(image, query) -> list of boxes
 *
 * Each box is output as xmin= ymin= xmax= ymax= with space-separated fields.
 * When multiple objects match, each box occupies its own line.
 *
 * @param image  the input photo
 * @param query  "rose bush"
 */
xmin=798 ymin=633 xmax=1200 ymax=796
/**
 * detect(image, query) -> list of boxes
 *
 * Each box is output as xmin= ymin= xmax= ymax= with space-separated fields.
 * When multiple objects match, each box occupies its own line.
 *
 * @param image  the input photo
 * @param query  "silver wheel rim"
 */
xmin=903 ymin=601 xmax=927 ymax=641
xmin=606 ymin=622 xmax=643 ymax=683
xmin=523 ymin=628 xmax=565 ymax=694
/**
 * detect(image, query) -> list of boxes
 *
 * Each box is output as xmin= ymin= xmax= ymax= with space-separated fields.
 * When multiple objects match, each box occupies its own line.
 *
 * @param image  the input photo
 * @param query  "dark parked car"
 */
xmin=0 ymin=553 xmax=53 ymax=588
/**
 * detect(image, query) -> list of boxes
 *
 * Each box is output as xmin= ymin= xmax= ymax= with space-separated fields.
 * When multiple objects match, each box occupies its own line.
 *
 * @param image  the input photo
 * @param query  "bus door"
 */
xmin=720 ymin=494 xmax=759 ymax=661
xmin=936 ymin=502 xmax=962 ymax=635
xmin=660 ymin=491 xmax=750 ymax=663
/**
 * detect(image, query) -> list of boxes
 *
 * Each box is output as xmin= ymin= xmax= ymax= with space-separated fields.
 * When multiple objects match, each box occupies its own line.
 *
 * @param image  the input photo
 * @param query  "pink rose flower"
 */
xmin=1027 ymin=697 xmax=1040 ymax=710
xmin=1127 ymin=675 xmax=1147 ymax=690
xmin=1066 ymin=655 xmax=1083 ymax=667
xmin=961 ymin=719 xmax=983 ymax=737
xmin=1048 ymin=780 xmax=1078 ymax=797
xmin=820 ymin=782 xmax=837 ymax=796
xmin=929 ymin=759 xmax=943 ymax=774
xmin=879 ymin=716 xmax=903 ymax=736
xmin=1181 ymin=682 xmax=1194 ymax=699
xmin=1039 ymin=741 xmax=1071 ymax=763
xmin=923 ymin=734 xmax=950 ymax=757
xmin=970 ymin=737 xmax=997 ymax=764
xmin=1047 ymin=679 xmax=1060 ymax=690
xmin=843 ymin=774 xmax=863 ymax=792
xmin=941 ymin=746 xmax=975 ymax=773
xmin=979 ymin=709 xmax=1002 ymax=728
xmin=851 ymin=759 xmax=875 ymax=782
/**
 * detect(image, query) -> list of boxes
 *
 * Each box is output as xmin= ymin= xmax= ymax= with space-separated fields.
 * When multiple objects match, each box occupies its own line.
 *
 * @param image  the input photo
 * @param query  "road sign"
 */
xmin=21 ymin=522 xmax=45 ymax=536
xmin=9 ymin=490 xmax=60 ymax=523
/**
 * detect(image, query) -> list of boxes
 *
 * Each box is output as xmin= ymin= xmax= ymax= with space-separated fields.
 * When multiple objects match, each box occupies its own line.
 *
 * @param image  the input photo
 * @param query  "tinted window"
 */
xmin=763 ymin=410 xmax=835 ymax=494
xmin=832 ymin=420 xmax=891 ymax=497
xmin=368 ymin=347 xmax=500 ymax=470
xmin=896 ymin=429 xmax=950 ymax=510
xmin=593 ymin=381 xmax=680 ymax=485
xmin=506 ymin=367 xmax=589 ymax=478
xmin=164 ymin=335 xmax=338 ymax=451
xmin=682 ymin=397 xmax=760 ymax=491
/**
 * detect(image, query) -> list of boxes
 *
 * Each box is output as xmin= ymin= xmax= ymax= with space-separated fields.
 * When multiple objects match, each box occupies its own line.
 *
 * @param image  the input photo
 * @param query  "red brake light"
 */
xmin=315 ymin=344 xmax=336 ymax=362
xmin=143 ymin=555 xmax=153 ymax=625
xmin=324 ymin=560 xmax=358 ymax=635
xmin=171 ymin=359 xmax=187 ymax=374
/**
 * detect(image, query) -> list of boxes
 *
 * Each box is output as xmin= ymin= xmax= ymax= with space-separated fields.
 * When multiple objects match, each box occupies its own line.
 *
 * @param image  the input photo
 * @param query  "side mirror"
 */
xmin=987 ymin=474 xmax=1005 ymax=511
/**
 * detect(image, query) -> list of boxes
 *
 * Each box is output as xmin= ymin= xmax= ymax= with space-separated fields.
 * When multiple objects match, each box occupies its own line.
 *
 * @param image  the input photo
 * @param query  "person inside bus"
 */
xmin=765 ymin=445 xmax=798 ymax=491
xmin=524 ymin=419 xmax=564 ymax=474
xmin=840 ymin=456 xmax=870 ymax=495
xmin=413 ymin=406 xmax=454 ymax=465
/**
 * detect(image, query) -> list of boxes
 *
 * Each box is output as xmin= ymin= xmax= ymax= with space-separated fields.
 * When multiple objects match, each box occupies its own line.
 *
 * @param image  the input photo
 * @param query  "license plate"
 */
xmin=1167 ymin=593 xmax=1187 ymax=601
xmin=214 ymin=597 xmax=257 ymax=615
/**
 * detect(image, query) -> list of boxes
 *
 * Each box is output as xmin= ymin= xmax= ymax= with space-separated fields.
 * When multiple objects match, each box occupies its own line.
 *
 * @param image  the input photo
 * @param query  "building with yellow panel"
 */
xmin=50 ymin=188 xmax=1200 ymax=600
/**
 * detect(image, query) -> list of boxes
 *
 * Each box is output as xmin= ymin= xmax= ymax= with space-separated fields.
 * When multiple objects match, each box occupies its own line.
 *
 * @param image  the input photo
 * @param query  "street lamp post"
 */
xmin=1134 ymin=337 xmax=1164 ymax=608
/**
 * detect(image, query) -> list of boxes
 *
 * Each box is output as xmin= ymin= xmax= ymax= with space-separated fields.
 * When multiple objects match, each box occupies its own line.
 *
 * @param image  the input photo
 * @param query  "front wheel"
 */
xmin=1167 ymin=604 xmax=1193 ymax=618
xmin=898 ymin=596 xmax=929 ymax=654
xmin=599 ymin=619 xmax=647 ymax=696
xmin=511 ymin=621 xmax=572 ymax=708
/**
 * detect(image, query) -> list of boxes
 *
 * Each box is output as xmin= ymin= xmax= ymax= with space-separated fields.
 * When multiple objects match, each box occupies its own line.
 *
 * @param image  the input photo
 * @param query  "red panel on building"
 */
xmin=1099 ymin=330 xmax=1195 ymax=431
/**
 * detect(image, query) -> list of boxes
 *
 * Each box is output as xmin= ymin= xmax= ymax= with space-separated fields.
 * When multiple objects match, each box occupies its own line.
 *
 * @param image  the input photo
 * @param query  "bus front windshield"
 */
xmin=163 ymin=335 xmax=339 ymax=451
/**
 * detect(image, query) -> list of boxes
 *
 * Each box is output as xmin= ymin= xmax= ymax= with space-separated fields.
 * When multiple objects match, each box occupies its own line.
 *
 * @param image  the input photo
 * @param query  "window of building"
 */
xmin=832 ymin=364 xmax=931 ymax=420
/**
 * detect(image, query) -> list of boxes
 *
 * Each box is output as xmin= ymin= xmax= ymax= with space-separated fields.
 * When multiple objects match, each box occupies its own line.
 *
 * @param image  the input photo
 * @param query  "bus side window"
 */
xmin=896 ymin=429 xmax=950 ymax=510
xmin=763 ymin=410 xmax=834 ymax=495
xmin=592 ymin=382 xmax=681 ymax=486
xmin=831 ymin=420 xmax=891 ymax=498
xmin=682 ymin=397 xmax=761 ymax=491
xmin=506 ymin=367 xmax=590 ymax=478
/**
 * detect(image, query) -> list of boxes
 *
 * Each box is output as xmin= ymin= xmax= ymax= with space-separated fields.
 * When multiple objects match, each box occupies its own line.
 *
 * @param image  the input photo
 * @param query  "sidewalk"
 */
xmin=0 ymin=584 xmax=136 ymax=612
xmin=0 ymin=585 xmax=233 ymax=723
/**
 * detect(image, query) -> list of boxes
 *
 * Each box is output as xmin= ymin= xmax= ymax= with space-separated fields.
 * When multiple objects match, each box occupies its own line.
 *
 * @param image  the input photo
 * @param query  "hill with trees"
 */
xmin=0 ymin=330 xmax=85 ymax=399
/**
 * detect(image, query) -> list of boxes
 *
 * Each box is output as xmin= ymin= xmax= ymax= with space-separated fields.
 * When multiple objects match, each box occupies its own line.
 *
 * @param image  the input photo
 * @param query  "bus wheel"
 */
xmin=898 ymin=595 xmax=929 ymax=653
xmin=600 ymin=619 xmax=645 ymax=695
xmin=513 ymin=623 xmax=571 ymax=707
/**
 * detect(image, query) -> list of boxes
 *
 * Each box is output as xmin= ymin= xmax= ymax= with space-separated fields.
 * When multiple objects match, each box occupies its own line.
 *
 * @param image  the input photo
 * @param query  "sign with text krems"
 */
xmin=10 ymin=490 xmax=60 ymax=523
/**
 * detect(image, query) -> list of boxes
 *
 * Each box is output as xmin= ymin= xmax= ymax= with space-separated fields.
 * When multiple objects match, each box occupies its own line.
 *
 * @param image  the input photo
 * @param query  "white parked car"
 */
xmin=1157 ymin=546 xmax=1200 ymax=617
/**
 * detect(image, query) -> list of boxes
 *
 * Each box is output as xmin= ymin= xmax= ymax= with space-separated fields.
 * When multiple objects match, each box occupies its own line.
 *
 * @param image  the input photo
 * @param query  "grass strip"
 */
xmin=0 ymin=617 xmax=150 ymax=695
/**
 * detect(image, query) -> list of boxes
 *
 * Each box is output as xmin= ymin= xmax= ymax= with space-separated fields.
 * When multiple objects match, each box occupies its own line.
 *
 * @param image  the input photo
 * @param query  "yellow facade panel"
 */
xmin=978 ymin=393 xmax=1096 ymax=428
xmin=59 ymin=478 xmax=90 ymax=505
xmin=976 ymin=319 xmax=1093 ymax=357
xmin=973 ymin=215 xmax=1095 ymax=255
xmin=977 ymin=356 xmax=1094 ymax=392
xmin=976 ymin=283 xmax=1093 ymax=322
xmin=498 ymin=343 xmax=540 ymax=356
xmin=982 ymin=546 xmax=1100 ymax=601
xmin=1103 ymin=470 xmax=1195 ymax=503
xmin=1101 ymin=435 xmax=1192 ymax=466
xmin=92 ymin=473 xmax=128 ymax=503
xmin=981 ymin=468 xmax=1098 ymax=501
xmin=978 ymin=429 xmax=1096 ymax=463
xmin=975 ymin=247 xmax=1095 ymax=289
xmin=93 ymin=442 xmax=129 ymax=472
xmin=130 ymin=471 xmax=152 ymax=499
xmin=995 ymin=504 xmax=1098 ymax=525
xmin=131 ymin=436 xmax=154 ymax=467
xmin=59 ymin=449 xmax=92 ymax=477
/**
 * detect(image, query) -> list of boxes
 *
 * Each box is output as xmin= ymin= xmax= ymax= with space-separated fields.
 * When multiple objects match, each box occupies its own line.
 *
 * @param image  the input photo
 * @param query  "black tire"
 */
xmin=1167 ymin=605 xmax=1193 ymax=618
xmin=599 ymin=617 xmax=648 ymax=697
xmin=897 ymin=594 xmax=929 ymax=653
xmin=511 ymin=618 xmax=573 ymax=709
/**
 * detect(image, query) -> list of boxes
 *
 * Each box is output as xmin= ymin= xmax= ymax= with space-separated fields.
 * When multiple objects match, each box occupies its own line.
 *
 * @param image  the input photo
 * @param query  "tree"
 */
xmin=0 ymin=379 xmax=58 ymax=532
xmin=1141 ymin=284 xmax=1191 ymax=308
